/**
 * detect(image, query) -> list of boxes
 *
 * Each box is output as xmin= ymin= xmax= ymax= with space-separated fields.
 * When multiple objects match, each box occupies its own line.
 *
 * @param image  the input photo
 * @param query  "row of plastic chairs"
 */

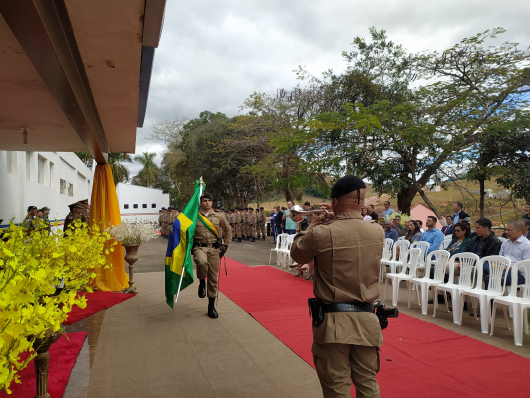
xmin=269 ymin=233 xmax=295 ymax=268
xmin=384 ymin=248 xmax=530 ymax=346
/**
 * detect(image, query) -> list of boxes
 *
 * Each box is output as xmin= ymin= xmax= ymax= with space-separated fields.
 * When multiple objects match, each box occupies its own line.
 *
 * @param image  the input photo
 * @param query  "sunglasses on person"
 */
xmin=454 ymin=228 xmax=463 ymax=233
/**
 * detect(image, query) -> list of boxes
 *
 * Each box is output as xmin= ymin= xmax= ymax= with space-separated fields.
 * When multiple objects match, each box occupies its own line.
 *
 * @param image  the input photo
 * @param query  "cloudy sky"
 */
xmin=130 ymin=0 xmax=530 ymax=175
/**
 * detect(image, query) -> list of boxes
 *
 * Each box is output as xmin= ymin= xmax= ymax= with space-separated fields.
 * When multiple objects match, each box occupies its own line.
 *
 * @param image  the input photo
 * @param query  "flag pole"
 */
xmin=174 ymin=177 xmax=204 ymax=305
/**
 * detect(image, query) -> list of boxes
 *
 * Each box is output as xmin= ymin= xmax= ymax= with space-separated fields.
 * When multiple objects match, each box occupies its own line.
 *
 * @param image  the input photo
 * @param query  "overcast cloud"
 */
xmin=130 ymin=0 xmax=530 ymax=175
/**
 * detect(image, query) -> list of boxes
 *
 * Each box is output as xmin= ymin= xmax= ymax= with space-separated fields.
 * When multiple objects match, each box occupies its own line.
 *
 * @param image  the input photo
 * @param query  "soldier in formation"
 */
xmin=248 ymin=207 xmax=256 ymax=242
xmin=234 ymin=208 xmax=242 ymax=242
xmin=257 ymin=207 xmax=267 ymax=240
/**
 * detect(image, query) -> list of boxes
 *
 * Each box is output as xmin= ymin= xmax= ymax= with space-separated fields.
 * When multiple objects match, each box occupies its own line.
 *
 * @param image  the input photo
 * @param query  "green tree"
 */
xmin=108 ymin=153 xmax=132 ymax=185
xmin=133 ymin=152 xmax=160 ymax=188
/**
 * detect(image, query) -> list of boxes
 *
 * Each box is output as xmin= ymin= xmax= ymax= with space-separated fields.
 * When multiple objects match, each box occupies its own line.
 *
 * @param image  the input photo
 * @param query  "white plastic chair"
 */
xmin=434 ymin=253 xmax=480 ymax=324
xmin=398 ymin=236 xmax=406 ymax=241
xmin=269 ymin=233 xmax=288 ymax=266
xmin=379 ymin=238 xmax=394 ymax=283
xmin=463 ymin=255 xmax=511 ymax=334
xmin=384 ymin=248 xmax=421 ymax=307
xmin=491 ymin=261 xmax=530 ymax=346
xmin=410 ymin=250 xmax=450 ymax=315
xmin=410 ymin=241 xmax=430 ymax=275
xmin=498 ymin=237 xmax=507 ymax=243
xmin=382 ymin=240 xmax=410 ymax=274
xmin=278 ymin=234 xmax=295 ymax=268
xmin=441 ymin=236 xmax=452 ymax=250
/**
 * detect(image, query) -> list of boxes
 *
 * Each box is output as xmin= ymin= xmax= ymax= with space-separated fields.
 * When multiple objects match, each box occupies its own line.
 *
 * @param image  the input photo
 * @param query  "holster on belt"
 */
xmin=308 ymin=298 xmax=325 ymax=327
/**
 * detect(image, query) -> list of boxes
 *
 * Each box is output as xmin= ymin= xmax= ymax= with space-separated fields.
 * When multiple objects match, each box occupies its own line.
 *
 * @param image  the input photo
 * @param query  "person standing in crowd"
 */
xmin=235 ymin=208 xmax=243 ymax=242
xmin=158 ymin=209 xmax=163 ymax=231
xmin=243 ymin=208 xmax=250 ymax=241
xmin=258 ymin=207 xmax=267 ymax=240
xmin=404 ymin=220 xmax=422 ymax=243
xmin=522 ymin=203 xmax=530 ymax=220
xmin=452 ymin=202 xmax=470 ymax=225
xmin=63 ymin=202 xmax=84 ymax=234
xmin=275 ymin=206 xmax=284 ymax=235
xmin=270 ymin=209 xmax=277 ymax=243
xmin=283 ymin=201 xmax=297 ymax=235
xmin=382 ymin=201 xmax=395 ymax=220
xmin=291 ymin=175 xmax=384 ymax=398
xmin=300 ymin=201 xmax=311 ymax=231
xmin=521 ymin=218 xmax=530 ymax=240
xmin=192 ymin=192 xmax=231 ymax=319
xmin=420 ymin=216 xmax=444 ymax=254
xmin=384 ymin=220 xmax=399 ymax=242
xmin=40 ymin=207 xmax=51 ymax=233
xmin=442 ymin=216 xmax=453 ymax=235
xmin=23 ymin=206 xmax=38 ymax=231
xmin=248 ymin=207 xmax=256 ymax=242
xmin=226 ymin=209 xmax=234 ymax=242
xmin=368 ymin=204 xmax=378 ymax=221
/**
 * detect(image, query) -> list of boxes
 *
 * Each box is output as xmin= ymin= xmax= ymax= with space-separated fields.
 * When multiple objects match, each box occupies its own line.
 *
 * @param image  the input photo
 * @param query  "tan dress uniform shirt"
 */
xmin=194 ymin=211 xmax=232 ymax=244
xmin=290 ymin=211 xmax=384 ymax=347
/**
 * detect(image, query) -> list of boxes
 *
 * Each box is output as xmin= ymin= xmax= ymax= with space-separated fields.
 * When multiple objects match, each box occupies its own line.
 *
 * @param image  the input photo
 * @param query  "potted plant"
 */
xmin=107 ymin=219 xmax=159 ymax=293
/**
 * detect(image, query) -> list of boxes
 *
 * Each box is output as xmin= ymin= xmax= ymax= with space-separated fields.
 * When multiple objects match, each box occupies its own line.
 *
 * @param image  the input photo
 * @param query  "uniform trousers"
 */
xmin=258 ymin=222 xmax=266 ymax=238
xmin=192 ymin=247 xmax=220 ymax=298
xmin=235 ymin=224 xmax=241 ymax=238
xmin=231 ymin=225 xmax=235 ymax=239
xmin=312 ymin=342 xmax=380 ymax=398
xmin=250 ymin=224 xmax=256 ymax=238
xmin=245 ymin=224 xmax=250 ymax=237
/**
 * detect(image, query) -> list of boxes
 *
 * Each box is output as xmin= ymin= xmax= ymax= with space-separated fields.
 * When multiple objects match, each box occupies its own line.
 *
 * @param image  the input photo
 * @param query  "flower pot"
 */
xmin=29 ymin=328 xmax=63 ymax=398
xmin=122 ymin=244 xmax=140 ymax=293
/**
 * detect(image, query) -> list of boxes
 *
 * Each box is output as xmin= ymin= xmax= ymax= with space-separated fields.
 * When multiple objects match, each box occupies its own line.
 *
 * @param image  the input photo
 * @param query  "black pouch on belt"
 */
xmin=308 ymin=298 xmax=325 ymax=327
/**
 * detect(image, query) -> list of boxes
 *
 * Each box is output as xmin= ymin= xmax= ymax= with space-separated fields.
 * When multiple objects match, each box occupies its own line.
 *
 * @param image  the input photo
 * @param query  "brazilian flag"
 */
xmin=165 ymin=180 xmax=202 ymax=308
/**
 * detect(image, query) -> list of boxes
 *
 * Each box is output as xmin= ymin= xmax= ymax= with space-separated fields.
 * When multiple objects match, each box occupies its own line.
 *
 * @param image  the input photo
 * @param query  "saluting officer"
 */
xmin=193 ymin=193 xmax=231 ymax=318
xmin=290 ymin=176 xmax=384 ymax=398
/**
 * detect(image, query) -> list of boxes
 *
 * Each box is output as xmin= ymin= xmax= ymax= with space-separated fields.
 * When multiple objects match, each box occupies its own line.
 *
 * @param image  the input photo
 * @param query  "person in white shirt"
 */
xmin=485 ymin=220 xmax=530 ymax=287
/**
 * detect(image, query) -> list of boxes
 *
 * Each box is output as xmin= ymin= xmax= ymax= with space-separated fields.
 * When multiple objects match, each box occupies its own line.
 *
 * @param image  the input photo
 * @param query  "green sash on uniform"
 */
xmin=197 ymin=213 xmax=220 ymax=240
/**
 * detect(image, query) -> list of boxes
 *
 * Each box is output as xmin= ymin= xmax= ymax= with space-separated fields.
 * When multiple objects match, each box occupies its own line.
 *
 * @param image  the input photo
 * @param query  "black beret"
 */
xmin=201 ymin=192 xmax=213 ymax=201
xmin=330 ymin=175 xmax=366 ymax=198
xmin=27 ymin=205 xmax=37 ymax=212
xmin=68 ymin=204 xmax=76 ymax=211
xmin=248 ymin=207 xmax=253 ymax=211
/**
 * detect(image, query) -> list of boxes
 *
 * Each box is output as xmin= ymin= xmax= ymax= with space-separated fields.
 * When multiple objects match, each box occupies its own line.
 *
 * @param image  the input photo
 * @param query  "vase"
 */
xmin=122 ymin=244 xmax=140 ymax=293
xmin=30 ymin=328 xmax=63 ymax=398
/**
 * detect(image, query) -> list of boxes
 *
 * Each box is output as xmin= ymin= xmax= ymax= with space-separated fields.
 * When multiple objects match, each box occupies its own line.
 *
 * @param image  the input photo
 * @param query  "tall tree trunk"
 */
xmin=283 ymin=187 xmax=294 ymax=203
xmin=417 ymin=188 xmax=447 ymax=227
xmin=479 ymin=177 xmax=485 ymax=218
xmin=397 ymin=186 xmax=418 ymax=214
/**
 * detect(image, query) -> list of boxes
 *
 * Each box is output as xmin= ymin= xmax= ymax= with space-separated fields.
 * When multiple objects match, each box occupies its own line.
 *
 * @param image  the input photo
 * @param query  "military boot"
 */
xmin=198 ymin=279 xmax=206 ymax=298
xmin=208 ymin=297 xmax=218 ymax=319
xmin=237 ymin=238 xmax=242 ymax=242
xmin=250 ymin=237 xmax=255 ymax=242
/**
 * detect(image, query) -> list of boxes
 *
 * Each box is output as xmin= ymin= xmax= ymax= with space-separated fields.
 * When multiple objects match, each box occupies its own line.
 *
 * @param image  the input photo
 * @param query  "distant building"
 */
xmin=0 ymin=151 xmax=92 ymax=230
xmin=116 ymin=183 xmax=169 ymax=223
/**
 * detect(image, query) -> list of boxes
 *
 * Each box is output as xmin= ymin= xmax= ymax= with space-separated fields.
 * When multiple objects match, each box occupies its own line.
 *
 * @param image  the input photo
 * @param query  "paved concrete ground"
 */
xmin=66 ymin=236 xmax=530 ymax=398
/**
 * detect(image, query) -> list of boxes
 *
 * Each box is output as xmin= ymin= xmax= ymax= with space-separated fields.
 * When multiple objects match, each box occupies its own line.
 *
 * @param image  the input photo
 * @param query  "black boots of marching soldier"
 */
xmin=198 ymin=279 xmax=206 ymax=298
xmin=208 ymin=297 xmax=218 ymax=319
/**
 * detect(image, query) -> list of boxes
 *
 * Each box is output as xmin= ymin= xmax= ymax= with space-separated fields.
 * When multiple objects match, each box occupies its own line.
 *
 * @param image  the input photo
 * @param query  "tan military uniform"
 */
xmin=249 ymin=212 xmax=256 ymax=239
xmin=258 ymin=211 xmax=266 ymax=238
xmin=234 ymin=211 xmax=241 ymax=239
xmin=192 ymin=211 xmax=232 ymax=298
xmin=227 ymin=213 xmax=235 ymax=241
xmin=290 ymin=211 xmax=384 ymax=398
xmin=243 ymin=212 xmax=249 ymax=237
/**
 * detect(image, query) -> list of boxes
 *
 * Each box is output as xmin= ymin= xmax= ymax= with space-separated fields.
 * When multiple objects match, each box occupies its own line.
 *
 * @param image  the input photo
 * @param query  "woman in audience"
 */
xmin=446 ymin=221 xmax=472 ymax=256
xmin=404 ymin=220 xmax=422 ymax=243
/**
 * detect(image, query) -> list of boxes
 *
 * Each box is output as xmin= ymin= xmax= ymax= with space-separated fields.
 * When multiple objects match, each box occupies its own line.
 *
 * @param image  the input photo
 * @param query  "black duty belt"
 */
xmin=195 ymin=242 xmax=220 ymax=249
xmin=323 ymin=302 xmax=375 ymax=313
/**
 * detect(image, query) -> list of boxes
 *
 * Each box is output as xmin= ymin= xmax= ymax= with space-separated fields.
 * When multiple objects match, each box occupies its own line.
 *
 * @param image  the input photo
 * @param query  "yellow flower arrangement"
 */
xmin=0 ymin=218 xmax=114 ymax=394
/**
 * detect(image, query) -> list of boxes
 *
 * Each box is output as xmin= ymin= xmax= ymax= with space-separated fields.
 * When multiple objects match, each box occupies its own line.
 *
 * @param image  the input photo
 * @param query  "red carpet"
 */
xmin=221 ymin=257 xmax=530 ymax=398
xmin=0 ymin=332 xmax=86 ymax=398
xmin=64 ymin=291 xmax=136 ymax=325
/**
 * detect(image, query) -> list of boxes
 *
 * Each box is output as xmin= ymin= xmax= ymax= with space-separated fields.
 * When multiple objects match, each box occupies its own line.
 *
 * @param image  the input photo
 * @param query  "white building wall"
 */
xmin=0 ymin=151 xmax=92 ymax=229
xmin=116 ymin=183 xmax=169 ymax=223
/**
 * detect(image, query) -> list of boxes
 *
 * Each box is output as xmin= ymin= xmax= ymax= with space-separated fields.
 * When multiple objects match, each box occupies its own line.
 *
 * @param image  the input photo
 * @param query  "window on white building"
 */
xmin=6 ymin=151 xmax=17 ymax=175
xmin=142 ymin=204 xmax=147 ymax=208
xmin=60 ymin=179 xmax=66 ymax=195
xmin=68 ymin=183 xmax=74 ymax=197
xmin=124 ymin=204 xmax=129 ymax=209
xmin=152 ymin=204 xmax=156 ymax=208
xmin=50 ymin=162 xmax=55 ymax=187
xmin=38 ymin=155 xmax=46 ymax=185
xmin=26 ymin=152 xmax=32 ymax=180
xmin=133 ymin=204 xmax=138 ymax=209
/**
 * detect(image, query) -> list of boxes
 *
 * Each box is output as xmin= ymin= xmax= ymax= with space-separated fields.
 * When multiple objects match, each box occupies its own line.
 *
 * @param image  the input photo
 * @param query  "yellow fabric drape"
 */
xmin=89 ymin=164 xmax=129 ymax=291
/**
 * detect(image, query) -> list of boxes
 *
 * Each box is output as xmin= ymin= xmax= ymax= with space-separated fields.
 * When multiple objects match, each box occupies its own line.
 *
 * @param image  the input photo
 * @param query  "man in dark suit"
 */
xmin=367 ymin=204 xmax=378 ymax=221
xmin=275 ymin=206 xmax=284 ymax=235
xmin=441 ymin=215 xmax=453 ymax=235
xmin=445 ymin=202 xmax=470 ymax=236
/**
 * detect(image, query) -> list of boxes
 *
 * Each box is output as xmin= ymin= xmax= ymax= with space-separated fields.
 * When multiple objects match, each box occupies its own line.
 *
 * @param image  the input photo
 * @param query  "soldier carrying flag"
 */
xmin=164 ymin=179 xmax=231 ymax=318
